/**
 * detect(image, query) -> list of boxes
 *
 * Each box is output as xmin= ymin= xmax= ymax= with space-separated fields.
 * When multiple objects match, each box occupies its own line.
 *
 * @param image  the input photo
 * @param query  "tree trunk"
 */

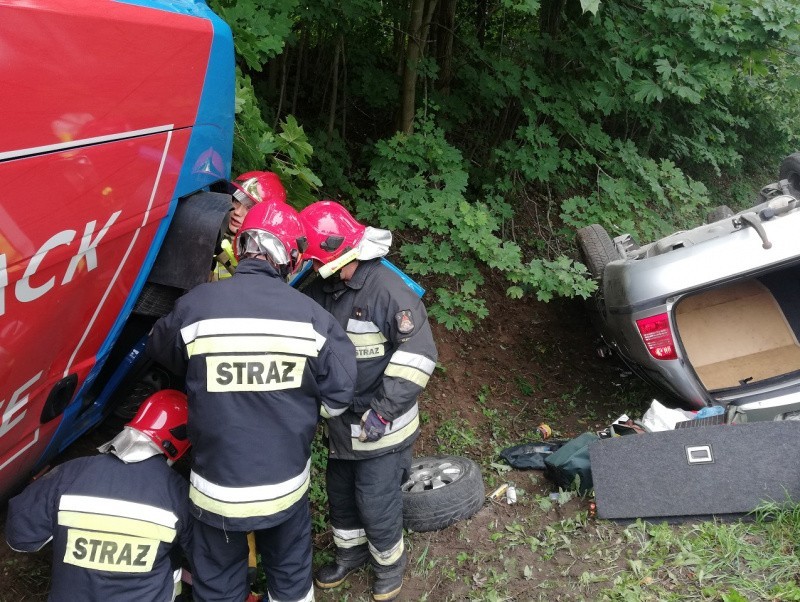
xmin=540 ymin=0 xmax=565 ymax=36
xmin=475 ymin=0 xmax=488 ymax=47
xmin=327 ymin=35 xmax=343 ymax=139
xmin=436 ymin=0 xmax=457 ymax=95
xmin=291 ymin=33 xmax=306 ymax=115
xmin=267 ymin=55 xmax=279 ymax=98
xmin=399 ymin=0 xmax=438 ymax=133
xmin=399 ymin=0 xmax=424 ymax=132
xmin=274 ymin=49 xmax=289 ymax=129
xmin=340 ymin=39 xmax=348 ymax=142
xmin=539 ymin=0 xmax=566 ymax=68
xmin=394 ymin=14 xmax=406 ymax=78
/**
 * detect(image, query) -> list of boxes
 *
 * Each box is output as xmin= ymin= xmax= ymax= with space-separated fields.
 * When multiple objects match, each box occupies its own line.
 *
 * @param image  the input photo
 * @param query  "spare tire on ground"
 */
xmin=402 ymin=455 xmax=485 ymax=532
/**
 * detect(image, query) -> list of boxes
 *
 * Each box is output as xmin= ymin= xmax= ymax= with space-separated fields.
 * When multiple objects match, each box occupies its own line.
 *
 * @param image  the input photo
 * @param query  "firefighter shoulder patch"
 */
xmin=395 ymin=310 xmax=415 ymax=334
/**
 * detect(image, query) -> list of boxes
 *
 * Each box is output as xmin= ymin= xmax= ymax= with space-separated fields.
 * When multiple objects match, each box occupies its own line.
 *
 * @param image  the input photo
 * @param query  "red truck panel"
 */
xmin=0 ymin=0 xmax=215 ymax=495
xmin=0 ymin=1 xmax=211 ymax=156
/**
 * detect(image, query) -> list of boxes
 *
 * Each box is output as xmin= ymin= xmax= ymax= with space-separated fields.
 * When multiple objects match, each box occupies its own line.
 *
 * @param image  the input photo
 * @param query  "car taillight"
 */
xmin=636 ymin=313 xmax=678 ymax=360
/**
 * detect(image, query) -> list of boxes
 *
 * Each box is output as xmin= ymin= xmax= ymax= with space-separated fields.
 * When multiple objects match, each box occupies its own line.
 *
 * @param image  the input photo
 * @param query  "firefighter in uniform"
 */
xmin=5 ymin=390 xmax=193 ymax=602
xmin=212 ymin=170 xmax=287 ymax=280
xmin=147 ymin=199 xmax=358 ymax=602
xmin=299 ymin=201 xmax=438 ymax=602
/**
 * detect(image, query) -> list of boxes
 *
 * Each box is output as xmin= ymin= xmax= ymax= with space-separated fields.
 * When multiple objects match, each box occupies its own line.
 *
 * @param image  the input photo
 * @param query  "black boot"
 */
xmin=372 ymin=572 xmax=403 ymax=601
xmin=314 ymin=562 xmax=360 ymax=589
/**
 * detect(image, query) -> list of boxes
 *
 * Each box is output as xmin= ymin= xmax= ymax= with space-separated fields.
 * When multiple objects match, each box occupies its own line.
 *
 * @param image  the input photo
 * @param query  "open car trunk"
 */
xmin=675 ymin=263 xmax=800 ymax=393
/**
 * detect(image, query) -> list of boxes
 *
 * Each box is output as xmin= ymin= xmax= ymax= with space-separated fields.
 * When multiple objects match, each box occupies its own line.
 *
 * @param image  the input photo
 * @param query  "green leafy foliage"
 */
xmin=213 ymin=0 xmax=800 ymax=329
xmin=558 ymin=141 xmax=713 ymax=242
xmin=356 ymin=110 xmax=592 ymax=329
xmin=209 ymin=0 xmax=297 ymax=70
xmin=231 ymin=69 xmax=321 ymax=207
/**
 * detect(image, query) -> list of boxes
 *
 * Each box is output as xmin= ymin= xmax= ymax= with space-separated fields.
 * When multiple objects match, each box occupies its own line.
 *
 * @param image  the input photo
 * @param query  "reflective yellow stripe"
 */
xmin=350 ymin=405 xmax=417 ymax=438
xmin=187 ymin=335 xmax=318 ymax=358
xmin=346 ymin=319 xmax=381 ymax=334
xmin=390 ymin=350 xmax=436 ymax=374
xmin=271 ymin=585 xmax=315 ymax=602
xmin=191 ymin=461 xmax=310 ymax=502
xmin=347 ymin=332 xmax=388 ymax=346
xmin=333 ymin=527 xmax=367 ymax=548
xmin=189 ymin=477 xmax=309 ymax=518
xmin=59 ymin=495 xmax=178 ymax=528
xmin=352 ymin=415 xmax=419 ymax=451
xmin=181 ymin=318 xmax=324 ymax=351
xmin=319 ymin=248 xmax=359 ymax=278
xmin=221 ymin=239 xmax=238 ymax=266
xmin=58 ymin=511 xmax=176 ymax=543
xmin=320 ymin=405 xmax=332 ymax=419
xmin=384 ymin=364 xmax=431 ymax=387
xmin=63 ymin=528 xmax=158 ymax=573
xmin=369 ymin=538 xmax=404 ymax=566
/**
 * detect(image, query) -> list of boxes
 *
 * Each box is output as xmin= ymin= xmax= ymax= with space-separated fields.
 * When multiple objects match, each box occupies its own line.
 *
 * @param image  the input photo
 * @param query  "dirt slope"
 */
xmin=0 ymin=286 xmax=659 ymax=601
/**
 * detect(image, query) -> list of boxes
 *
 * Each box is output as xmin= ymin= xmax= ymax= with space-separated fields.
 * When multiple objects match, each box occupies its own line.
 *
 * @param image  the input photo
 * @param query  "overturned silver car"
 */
xmin=578 ymin=154 xmax=800 ymax=423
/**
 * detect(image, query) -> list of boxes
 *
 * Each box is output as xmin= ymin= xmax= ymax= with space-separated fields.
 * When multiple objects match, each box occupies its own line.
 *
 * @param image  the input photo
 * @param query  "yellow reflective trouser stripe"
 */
xmin=173 ymin=569 xmax=182 ymax=600
xmin=384 ymin=364 xmax=431 ymax=388
xmin=369 ymin=538 xmax=404 ymax=566
xmin=271 ymin=585 xmax=315 ymax=602
xmin=333 ymin=528 xmax=367 ymax=548
xmin=352 ymin=415 xmax=420 ymax=451
xmin=187 ymin=335 xmax=318 ymax=358
xmin=64 ymin=528 xmax=159 ymax=573
xmin=58 ymin=511 xmax=176 ymax=543
xmin=189 ymin=476 xmax=310 ymax=519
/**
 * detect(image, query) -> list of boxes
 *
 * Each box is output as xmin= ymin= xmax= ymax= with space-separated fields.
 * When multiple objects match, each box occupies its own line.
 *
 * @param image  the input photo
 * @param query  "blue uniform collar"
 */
xmin=321 ymin=258 xmax=379 ymax=294
xmin=235 ymin=257 xmax=284 ymax=279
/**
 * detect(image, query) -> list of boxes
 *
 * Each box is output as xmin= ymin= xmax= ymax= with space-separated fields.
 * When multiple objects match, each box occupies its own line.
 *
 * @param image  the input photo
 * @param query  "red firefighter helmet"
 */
xmin=231 ymin=171 xmax=287 ymax=209
xmin=299 ymin=201 xmax=366 ymax=265
xmin=127 ymin=389 xmax=190 ymax=461
xmin=234 ymin=200 xmax=308 ymax=274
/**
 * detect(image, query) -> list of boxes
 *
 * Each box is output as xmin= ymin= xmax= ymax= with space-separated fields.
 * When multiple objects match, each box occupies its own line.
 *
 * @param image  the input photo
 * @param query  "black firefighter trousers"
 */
xmin=190 ymin=497 xmax=312 ymax=602
xmin=327 ymin=446 xmax=412 ymax=579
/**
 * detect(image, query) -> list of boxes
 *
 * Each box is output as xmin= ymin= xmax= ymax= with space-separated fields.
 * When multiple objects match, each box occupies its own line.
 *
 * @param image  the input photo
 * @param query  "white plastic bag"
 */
xmin=641 ymin=399 xmax=695 ymax=432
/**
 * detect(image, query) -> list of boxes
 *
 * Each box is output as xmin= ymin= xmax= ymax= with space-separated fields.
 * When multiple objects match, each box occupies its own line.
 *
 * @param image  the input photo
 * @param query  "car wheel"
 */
xmin=112 ymin=364 xmax=173 ymax=421
xmin=706 ymin=205 xmax=734 ymax=223
xmin=779 ymin=152 xmax=800 ymax=194
xmin=402 ymin=455 xmax=485 ymax=532
xmin=576 ymin=224 xmax=618 ymax=281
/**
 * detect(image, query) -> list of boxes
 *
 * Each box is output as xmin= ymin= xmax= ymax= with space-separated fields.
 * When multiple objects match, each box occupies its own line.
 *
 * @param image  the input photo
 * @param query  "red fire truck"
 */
xmin=0 ymin=0 xmax=235 ymax=499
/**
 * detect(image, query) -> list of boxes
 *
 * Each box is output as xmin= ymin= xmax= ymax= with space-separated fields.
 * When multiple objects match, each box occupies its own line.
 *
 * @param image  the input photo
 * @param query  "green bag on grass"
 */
xmin=544 ymin=432 xmax=599 ymax=494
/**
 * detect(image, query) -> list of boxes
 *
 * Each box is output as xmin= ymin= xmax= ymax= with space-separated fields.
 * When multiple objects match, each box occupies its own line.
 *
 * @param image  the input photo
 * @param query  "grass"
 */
xmin=303 ymin=370 xmax=800 ymax=602
xmin=401 ymin=459 xmax=800 ymax=602
xmin=598 ymin=503 xmax=800 ymax=601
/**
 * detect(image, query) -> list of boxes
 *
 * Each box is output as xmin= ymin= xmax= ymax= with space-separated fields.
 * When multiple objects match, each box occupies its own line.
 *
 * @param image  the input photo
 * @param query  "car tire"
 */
xmin=402 ymin=455 xmax=485 ymax=532
xmin=576 ymin=224 xmax=618 ymax=281
xmin=779 ymin=152 xmax=800 ymax=194
xmin=706 ymin=205 xmax=734 ymax=223
xmin=112 ymin=364 xmax=173 ymax=421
